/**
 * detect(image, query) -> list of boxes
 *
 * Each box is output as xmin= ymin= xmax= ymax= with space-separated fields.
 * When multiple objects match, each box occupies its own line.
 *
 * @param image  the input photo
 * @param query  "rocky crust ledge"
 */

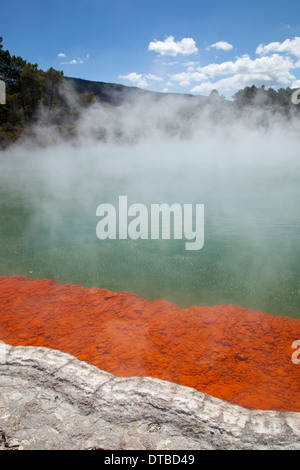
xmin=0 ymin=341 xmax=299 ymax=450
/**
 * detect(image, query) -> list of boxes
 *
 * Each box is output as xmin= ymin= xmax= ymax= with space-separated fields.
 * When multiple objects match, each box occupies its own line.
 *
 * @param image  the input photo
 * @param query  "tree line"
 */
xmin=232 ymin=84 xmax=298 ymax=111
xmin=209 ymin=85 xmax=298 ymax=111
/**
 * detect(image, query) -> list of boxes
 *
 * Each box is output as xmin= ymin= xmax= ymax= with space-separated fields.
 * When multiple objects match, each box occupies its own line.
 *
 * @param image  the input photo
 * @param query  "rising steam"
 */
xmin=0 ymin=84 xmax=299 ymax=317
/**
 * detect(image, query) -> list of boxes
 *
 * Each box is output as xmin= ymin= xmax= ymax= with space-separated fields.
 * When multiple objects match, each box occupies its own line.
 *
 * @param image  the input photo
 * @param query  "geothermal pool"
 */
xmin=0 ymin=136 xmax=299 ymax=318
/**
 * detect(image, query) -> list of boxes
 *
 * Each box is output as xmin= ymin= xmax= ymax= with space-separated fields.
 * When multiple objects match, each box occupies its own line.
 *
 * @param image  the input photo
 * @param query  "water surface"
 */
xmin=0 ymin=137 xmax=299 ymax=318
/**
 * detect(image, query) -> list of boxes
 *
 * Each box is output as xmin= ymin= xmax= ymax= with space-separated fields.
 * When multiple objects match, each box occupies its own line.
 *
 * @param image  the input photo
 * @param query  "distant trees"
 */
xmin=43 ymin=67 xmax=64 ymax=112
xmin=0 ymin=37 xmax=100 ymax=132
xmin=232 ymin=84 xmax=298 ymax=113
xmin=209 ymin=89 xmax=225 ymax=101
xmin=0 ymin=37 xmax=67 ymax=126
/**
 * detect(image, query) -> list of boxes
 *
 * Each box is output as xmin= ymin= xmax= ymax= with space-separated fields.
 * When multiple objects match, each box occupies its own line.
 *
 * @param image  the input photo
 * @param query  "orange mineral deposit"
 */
xmin=0 ymin=275 xmax=299 ymax=412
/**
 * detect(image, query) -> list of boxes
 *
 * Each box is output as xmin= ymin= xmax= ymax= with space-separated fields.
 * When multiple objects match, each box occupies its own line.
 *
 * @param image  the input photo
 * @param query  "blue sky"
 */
xmin=1 ymin=0 xmax=300 ymax=98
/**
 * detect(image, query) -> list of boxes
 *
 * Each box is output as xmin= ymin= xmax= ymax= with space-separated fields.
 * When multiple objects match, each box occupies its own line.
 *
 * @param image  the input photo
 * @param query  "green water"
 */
xmin=0 ymin=139 xmax=299 ymax=318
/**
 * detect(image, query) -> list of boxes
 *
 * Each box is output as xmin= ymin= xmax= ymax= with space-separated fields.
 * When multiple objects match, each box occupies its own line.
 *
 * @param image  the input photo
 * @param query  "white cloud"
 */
xmin=58 ymin=52 xmax=89 ymax=63
xmin=197 ymin=54 xmax=295 ymax=83
xmin=161 ymin=61 xmax=179 ymax=66
xmin=61 ymin=59 xmax=79 ymax=65
xmin=166 ymin=52 xmax=297 ymax=95
xmin=117 ymin=36 xmax=300 ymax=97
xmin=207 ymin=41 xmax=233 ymax=51
xmin=148 ymin=36 xmax=198 ymax=57
xmin=170 ymin=71 xmax=208 ymax=87
xmin=145 ymin=74 xmax=163 ymax=81
xmin=292 ymin=79 xmax=300 ymax=88
xmin=118 ymin=72 xmax=163 ymax=88
xmin=190 ymin=73 xmax=273 ymax=94
xmin=169 ymin=72 xmax=191 ymax=88
xmin=118 ymin=72 xmax=149 ymax=88
xmin=184 ymin=61 xmax=200 ymax=67
xmin=60 ymin=56 xmax=85 ymax=65
xmin=256 ymin=37 xmax=300 ymax=57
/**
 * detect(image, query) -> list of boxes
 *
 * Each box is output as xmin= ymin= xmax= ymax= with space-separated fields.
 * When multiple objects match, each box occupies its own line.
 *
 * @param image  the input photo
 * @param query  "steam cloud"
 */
xmin=0 ymin=85 xmax=299 ymax=316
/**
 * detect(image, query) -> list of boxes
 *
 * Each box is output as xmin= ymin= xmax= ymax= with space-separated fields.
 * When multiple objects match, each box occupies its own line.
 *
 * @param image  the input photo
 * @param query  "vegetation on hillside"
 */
xmin=0 ymin=37 xmax=100 ymax=147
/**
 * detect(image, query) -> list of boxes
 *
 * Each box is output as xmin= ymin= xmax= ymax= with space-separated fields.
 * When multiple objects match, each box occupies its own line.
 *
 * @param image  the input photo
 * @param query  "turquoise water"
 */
xmin=0 ymin=138 xmax=299 ymax=318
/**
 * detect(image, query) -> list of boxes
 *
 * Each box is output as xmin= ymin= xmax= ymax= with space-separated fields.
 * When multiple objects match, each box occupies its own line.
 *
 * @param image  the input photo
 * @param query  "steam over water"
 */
xmin=0 ymin=95 xmax=299 ymax=317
